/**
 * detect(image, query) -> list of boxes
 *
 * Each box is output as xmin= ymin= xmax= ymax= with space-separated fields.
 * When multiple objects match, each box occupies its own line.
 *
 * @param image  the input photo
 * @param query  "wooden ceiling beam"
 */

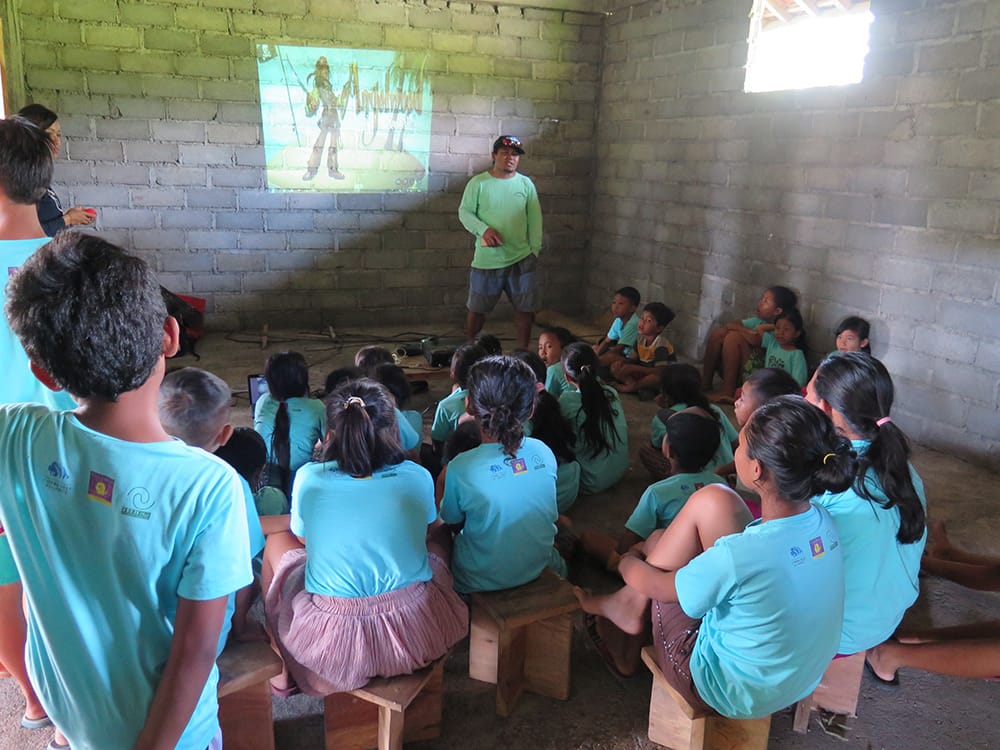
xmin=762 ymin=0 xmax=790 ymax=23
xmin=792 ymin=0 xmax=821 ymax=16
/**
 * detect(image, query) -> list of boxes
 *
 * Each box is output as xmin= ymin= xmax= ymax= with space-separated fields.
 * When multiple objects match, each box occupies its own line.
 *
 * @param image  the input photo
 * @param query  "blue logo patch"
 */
xmin=48 ymin=462 xmax=69 ymax=480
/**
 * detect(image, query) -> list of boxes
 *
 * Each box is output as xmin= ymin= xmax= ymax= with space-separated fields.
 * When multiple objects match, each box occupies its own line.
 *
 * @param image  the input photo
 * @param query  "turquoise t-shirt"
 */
xmin=650 ymin=403 xmax=738 ymax=471
xmin=218 ymin=476 xmax=267 ymax=655
xmin=556 ymin=460 xmax=581 ymax=513
xmin=431 ymin=387 xmax=467 ymax=443
xmin=396 ymin=407 xmax=421 ymax=450
xmin=441 ymin=438 xmax=565 ymax=593
xmin=253 ymin=393 xmax=326 ymax=471
xmin=815 ymin=439 xmax=927 ymax=654
xmin=558 ymin=387 xmax=629 ymax=494
xmin=761 ymin=333 xmax=808 ymax=386
xmin=0 ymin=405 xmax=252 ymax=750
xmin=676 ymin=503 xmax=844 ymax=719
xmin=742 ymin=316 xmax=765 ymax=330
xmin=1 ymin=237 xmax=75 ymax=411
xmin=401 ymin=409 xmax=423 ymax=440
xmin=625 ymin=470 xmax=725 ymax=539
xmin=458 ymin=171 xmax=543 ymax=270
xmin=291 ymin=460 xmax=436 ymax=598
xmin=544 ymin=362 xmax=570 ymax=399
xmin=606 ymin=312 xmax=640 ymax=357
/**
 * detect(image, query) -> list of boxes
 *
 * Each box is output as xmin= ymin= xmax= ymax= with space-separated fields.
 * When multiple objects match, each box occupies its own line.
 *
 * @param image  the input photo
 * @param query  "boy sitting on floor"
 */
xmin=158 ymin=366 xmax=267 ymax=651
xmin=0 ymin=232 xmax=251 ymax=750
xmin=610 ymin=302 xmax=677 ymax=394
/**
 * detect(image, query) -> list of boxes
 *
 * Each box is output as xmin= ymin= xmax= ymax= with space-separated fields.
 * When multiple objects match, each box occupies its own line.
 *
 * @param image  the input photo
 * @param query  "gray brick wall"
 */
xmin=589 ymin=0 xmax=1000 ymax=469
xmin=16 ymin=0 xmax=601 ymax=330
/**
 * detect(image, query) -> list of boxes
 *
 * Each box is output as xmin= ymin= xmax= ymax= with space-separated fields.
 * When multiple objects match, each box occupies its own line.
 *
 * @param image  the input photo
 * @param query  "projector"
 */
xmin=421 ymin=336 xmax=465 ymax=368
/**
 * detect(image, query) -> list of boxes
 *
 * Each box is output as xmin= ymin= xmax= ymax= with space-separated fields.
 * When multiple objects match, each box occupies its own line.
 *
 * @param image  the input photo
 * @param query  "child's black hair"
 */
xmin=451 ymin=343 xmax=487 ymax=388
xmin=664 ymin=411 xmax=720 ymax=473
xmin=767 ymin=285 xmax=798 ymax=316
xmin=473 ymin=333 xmax=503 ymax=356
xmin=561 ymin=343 xmax=623 ymax=457
xmin=744 ymin=395 xmax=856 ymax=505
xmin=836 ymin=316 xmax=872 ymax=353
xmin=742 ymin=367 xmax=800 ymax=403
xmin=0 ymin=115 xmax=53 ymax=204
xmin=264 ymin=351 xmax=310 ymax=493
xmin=812 ymin=353 xmax=925 ymax=545
xmin=374 ymin=363 xmax=412 ymax=408
xmin=321 ymin=378 xmax=403 ymax=477
xmin=442 ymin=421 xmax=483 ymax=465
xmin=158 ymin=367 xmax=231 ymax=450
xmin=214 ymin=427 xmax=267 ymax=490
xmin=658 ymin=363 xmax=719 ymax=423
xmin=643 ymin=302 xmax=675 ymax=328
xmin=324 ymin=366 xmax=362 ymax=398
xmin=6 ymin=233 xmax=166 ymax=400
xmin=541 ymin=326 xmax=575 ymax=347
xmin=509 ymin=349 xmax=577 ymax=464
xmin=775 ymin=307 xmax=809 ymax=352
xmin=616 ymin=286 xmax=640 ymax=307
xmin=354 ymin=345 xmax=394 ymax=376
xmin=466 ymin=355 xmax=536 ymax=457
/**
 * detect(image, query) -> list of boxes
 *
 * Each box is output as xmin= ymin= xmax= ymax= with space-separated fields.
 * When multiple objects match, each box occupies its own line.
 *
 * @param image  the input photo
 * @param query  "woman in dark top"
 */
xmin=15 ymin=104 xmax=96 ymax=236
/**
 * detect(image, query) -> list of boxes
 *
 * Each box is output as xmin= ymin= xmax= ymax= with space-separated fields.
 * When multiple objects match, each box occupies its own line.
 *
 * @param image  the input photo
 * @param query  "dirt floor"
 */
xmin=2 ymin=324 xmax=997 ymax=749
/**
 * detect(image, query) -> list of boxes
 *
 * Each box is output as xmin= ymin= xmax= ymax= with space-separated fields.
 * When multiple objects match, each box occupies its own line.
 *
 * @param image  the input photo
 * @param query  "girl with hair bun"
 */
xmin=440 ymin=355 xmax=566 ymax=593
xmin=806 ymin=352 xmax=927 ymax=656
xmin=261 ymin=378 xmax=467 ymax=695
xmin=578 ymin=396 xmax=853 ymax=718
xmin=559 ymin=343 xmax=629 ymax=494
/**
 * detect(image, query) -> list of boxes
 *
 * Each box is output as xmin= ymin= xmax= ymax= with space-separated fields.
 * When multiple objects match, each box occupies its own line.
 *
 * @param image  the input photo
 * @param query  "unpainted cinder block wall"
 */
xmin=14 ymin=0 xmax=601 ymax=329
xmin=588 ymin=0 xmax=1000 ymax=469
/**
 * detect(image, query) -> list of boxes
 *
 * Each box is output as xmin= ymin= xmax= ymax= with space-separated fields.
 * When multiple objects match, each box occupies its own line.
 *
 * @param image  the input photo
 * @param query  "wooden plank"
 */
xmin=495 ymin=625 xmax=527 ymax=717
xmin=217 ymin=640 xmax=283 ymax=698
xmin=647 ymin=672 xmax=706 ymax=750
xmin=377 ymin=705 xmax=403 ymax=750
xmin=219 ymin=680 xmax=275 ymax=750
xmin=641 ymin=646 xmax=702 ymax=721
xmin=705 ymin=714 xmax=772 ymax=750
xmin=325 ymin=692 xmax=379 ymax=750
xmin=469 ymin=606 xmax=499 ymax=685
xmin=472 ymin=569 xmax=579 ymax=630
xmin=350 ymin=665 xmax=436 ymax=712
xmin=523 ymin=614 xmax=573 ymax=701
xmin=810 ymin=652 xmax=865 ymax=716
xmin=400 ymin=659 xmax=445 ymax=744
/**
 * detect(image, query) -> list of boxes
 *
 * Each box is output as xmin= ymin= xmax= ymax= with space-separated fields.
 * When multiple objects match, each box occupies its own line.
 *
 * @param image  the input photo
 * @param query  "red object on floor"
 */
xmin=176 ymin=294 xmax=206 ymax=338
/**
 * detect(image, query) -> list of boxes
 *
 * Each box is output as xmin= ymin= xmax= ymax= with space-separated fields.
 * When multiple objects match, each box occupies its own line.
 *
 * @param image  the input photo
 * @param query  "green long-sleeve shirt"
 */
xmin=458 ymin=171 xmax=543 ymax=269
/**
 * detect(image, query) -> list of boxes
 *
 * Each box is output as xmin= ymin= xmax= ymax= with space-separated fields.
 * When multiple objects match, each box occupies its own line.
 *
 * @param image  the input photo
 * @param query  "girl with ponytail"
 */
xmin=559 ymin=343 xmax=629 ymax=493
xmin=806 ymin=351 xmax=927 ymax=655
xmin=440 ymin=355 xmax=566 ymax=593
xmin=253 ymin=351 xmax=325 ymax=497
xmin=577 ymin=396 xmax=853 ymax=717
xmin=261 ymin=378 xmax=467 ymax=695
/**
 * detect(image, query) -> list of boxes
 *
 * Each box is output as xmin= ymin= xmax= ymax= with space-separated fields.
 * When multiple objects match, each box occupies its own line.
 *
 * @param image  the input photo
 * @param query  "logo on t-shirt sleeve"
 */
xmin=511 ymin=458 xmax=527 ymax=476
xmin=87 ymin=471 xmax=115 ymax=506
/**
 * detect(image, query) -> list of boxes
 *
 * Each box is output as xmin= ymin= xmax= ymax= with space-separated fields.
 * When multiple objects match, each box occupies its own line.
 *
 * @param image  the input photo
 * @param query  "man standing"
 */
xmin=458 ymin=135 xmax=543 ymax=349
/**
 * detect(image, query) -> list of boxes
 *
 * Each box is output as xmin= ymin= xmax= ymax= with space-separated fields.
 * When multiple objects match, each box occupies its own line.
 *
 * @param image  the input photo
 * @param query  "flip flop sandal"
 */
xmin=583 ymin=613 xmax=634 ymax=681
xmin=21 ymin=714 xmax=53 ymax=730
xmin=46 ymin=740 xmax=70 ymax=750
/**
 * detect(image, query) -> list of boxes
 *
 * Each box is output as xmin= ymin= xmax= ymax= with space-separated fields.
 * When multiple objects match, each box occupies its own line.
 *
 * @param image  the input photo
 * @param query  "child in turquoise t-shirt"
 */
xmin=430 ymin=343 xmax=487 ymax=449
xmin=831 ymin=315 xmax=871 ymax=356
xmin=593 ymin=286 xmax=640 ymax=366
xmin=1 ymin=233 xmax=251 ymax=750
xmin=538 ymin=326 xmax=574 ymax=399
xmin=761 ymin=307 xmax=809 ymax=387
xmin=440 ymin=355 xmax=565 ymax=593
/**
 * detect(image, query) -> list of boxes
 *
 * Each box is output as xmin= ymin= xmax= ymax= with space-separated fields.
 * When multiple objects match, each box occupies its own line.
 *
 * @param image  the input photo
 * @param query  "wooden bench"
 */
xmin=792 ymin=651 xmax=865 ymax=734
xmin=640 ymin=647 xmax=771 ymax=750
xmin=217 ymin=640 xmax=283 ymax=750
xmin=323 ymin=652 xmax=449 ymax=750
xmin=468 ymin=568 xmax=580 ymax=716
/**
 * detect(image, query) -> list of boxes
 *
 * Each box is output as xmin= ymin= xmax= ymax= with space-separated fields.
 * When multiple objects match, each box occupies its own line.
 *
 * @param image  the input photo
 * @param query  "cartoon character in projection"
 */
xmin=303 ymin=56 xmax=346 ymax=180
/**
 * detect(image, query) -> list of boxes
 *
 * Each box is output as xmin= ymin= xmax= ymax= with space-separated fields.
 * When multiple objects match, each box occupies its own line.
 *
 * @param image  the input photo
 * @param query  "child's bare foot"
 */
xmin=866 ymin=643 xmax=900 ymax=684
xmin=573 ymin=585 xmax=647 ymax=635
xmin=924 ymin=519 xmax=953 ymax=560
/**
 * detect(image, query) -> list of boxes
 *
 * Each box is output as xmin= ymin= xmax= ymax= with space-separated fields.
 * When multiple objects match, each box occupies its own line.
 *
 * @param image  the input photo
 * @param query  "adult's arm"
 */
xmin=526 ymin=179 xmax=543 ymax=253
xmin=458 ymin=178 xmax=489 ymax=239
xmin=132 ymin=596 xmax=227 ymax=750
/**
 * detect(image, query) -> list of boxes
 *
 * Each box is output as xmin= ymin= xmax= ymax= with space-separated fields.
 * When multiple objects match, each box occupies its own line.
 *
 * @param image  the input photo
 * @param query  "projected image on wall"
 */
xmin=256 ymin=44 xmax=432 ymax=192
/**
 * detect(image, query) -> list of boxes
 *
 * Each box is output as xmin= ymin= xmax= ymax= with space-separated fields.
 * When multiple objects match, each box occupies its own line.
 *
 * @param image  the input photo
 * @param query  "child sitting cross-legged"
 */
xmin=1 ymin=233 xmax=252 ymax=749
xmin=262 ymin=378 xmax=468 ymax=695
xmin=439 ymin=355 xmax=567 ymax=593
xmin=592 ymin=286 xmax=641 ymax=367
xmin=430 ymin=343 xmax=487 ymax=453
xmin=580 ymin=410 xmax=725 ymax=573
xmin=159 ymin=368 xmax=267 ymax=651
xmin=609 ymin=302 xmax=677 ymax=394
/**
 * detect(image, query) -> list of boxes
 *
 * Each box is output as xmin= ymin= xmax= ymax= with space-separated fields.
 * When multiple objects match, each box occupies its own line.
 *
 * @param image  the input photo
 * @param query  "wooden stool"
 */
xmin=217 ymin=640 xmax=283 ymax=750
xmin=792 ymin=651 xmax=865 ymax=733
xmin=640 ymin=647 xmax=771 ymax=750
xmin=468 ymin=568 xmax=580 ymax=716
xmin=323 ymin=653 xmax=448 ymax=750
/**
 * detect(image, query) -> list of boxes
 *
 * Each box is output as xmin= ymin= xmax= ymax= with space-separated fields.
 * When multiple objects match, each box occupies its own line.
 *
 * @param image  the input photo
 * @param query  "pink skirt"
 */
xmin=265 ymin=550 xmax=469 ymax=695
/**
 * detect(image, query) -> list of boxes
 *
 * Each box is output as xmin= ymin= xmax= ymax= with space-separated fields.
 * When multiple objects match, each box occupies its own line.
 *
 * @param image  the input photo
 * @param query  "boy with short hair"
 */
xmin=592 ymin=286 xmax=641 ymax=366
xmin=159 ymin=367 xmax=267 ymax=652
xmin=609 ymin=301 xmax=677 ymax=393
xmin=430 ymin=343 xmax=487 ymax=450
xmin=1 ymin=233 xmax=252 ymax=750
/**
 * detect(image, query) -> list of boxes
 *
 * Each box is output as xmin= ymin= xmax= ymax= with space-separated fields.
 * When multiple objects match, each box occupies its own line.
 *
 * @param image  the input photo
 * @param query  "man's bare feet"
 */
xmin=573 ymin=585 xmax=647 ymax=636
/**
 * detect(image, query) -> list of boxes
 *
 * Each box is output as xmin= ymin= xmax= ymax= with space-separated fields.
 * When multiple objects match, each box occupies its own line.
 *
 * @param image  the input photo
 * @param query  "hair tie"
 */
xmin=822 ymin=453 xmax=835 ymax=465
xmin=343 ymin=396 xmax=366 ymax=409
xmin=580 ymin=364 xmax=591 ymax=375
xmin=876 ymin=416 xmax=891 ymax=427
